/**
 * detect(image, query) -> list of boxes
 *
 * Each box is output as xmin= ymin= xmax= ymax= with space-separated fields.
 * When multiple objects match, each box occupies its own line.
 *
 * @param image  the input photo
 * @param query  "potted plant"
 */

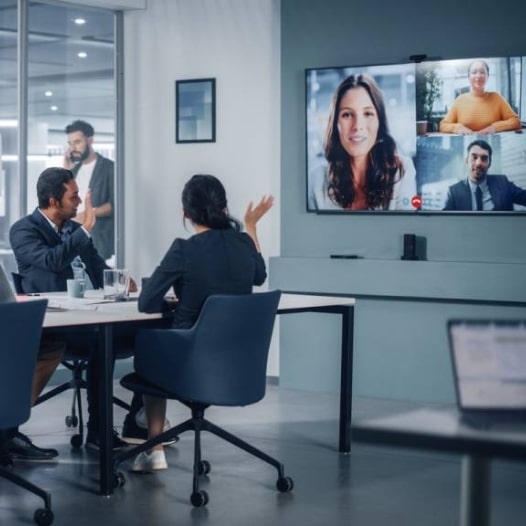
xmin=416 ymin=66 xmax=442 ymax=133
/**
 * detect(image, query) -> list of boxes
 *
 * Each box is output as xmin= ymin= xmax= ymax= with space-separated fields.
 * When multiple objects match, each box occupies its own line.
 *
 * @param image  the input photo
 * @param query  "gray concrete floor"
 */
xmin=1 ymin=383 xmax=525 ymax=525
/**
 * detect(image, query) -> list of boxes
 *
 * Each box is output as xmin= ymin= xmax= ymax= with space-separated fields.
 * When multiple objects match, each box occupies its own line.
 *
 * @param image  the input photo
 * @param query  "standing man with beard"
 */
xmin=443 ymin=139 xmax=526 ymax=211
xmin=64 ymin=120 xmax=115 ymax=261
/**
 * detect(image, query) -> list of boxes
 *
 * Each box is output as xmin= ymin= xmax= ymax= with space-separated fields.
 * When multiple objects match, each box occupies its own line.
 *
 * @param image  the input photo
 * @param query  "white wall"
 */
xmin=123 ymin=0 xmax=281 ymax=373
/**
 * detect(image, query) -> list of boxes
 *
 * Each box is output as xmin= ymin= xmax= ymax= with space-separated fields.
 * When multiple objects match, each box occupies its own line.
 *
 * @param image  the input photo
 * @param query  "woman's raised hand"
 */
xmin=244 ymin=195 xmax=274 ymax=228
xmin=244 ymin=195 xmax=274 ymax=253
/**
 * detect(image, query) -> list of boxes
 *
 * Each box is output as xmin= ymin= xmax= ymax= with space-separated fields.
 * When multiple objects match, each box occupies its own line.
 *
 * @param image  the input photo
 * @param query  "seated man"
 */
xmin=9 ymin=167 xmax=142 ymax=449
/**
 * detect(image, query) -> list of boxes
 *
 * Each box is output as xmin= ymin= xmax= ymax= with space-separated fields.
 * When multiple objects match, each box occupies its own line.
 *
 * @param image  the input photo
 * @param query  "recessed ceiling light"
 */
xmin=50 ymin=105 xmax=58 ymax=111
xmin=45 ymin=90 xmax=53 ymax=97
xmin=0 ymin=119 xmax=18 ymax=128
xmin=77 ymin=51 xmax=88 ymax=58
xmin=74 ymin=18 xmax=86 ymax=25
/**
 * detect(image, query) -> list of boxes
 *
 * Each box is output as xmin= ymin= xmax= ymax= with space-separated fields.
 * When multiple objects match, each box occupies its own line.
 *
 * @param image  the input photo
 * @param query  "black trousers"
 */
xmin=0 ymin=430 xmax=11 ymax=464
xmin=45 ymin=318 xmax=168 ymax=433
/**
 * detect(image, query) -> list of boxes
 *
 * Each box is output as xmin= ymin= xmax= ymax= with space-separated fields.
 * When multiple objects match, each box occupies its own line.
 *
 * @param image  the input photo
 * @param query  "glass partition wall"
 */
xmin=0 ymin=0 xmax=19 ymax=265
xmin=0 ymin=0 xmax=119 ymax=273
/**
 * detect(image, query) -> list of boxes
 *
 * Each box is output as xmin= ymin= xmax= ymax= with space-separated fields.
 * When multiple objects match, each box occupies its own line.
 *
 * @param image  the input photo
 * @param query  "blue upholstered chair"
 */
xmin=114 ymin=290 xmax=293 ymax=507
xmin=0 ymin=299 xmax=54 ymax=525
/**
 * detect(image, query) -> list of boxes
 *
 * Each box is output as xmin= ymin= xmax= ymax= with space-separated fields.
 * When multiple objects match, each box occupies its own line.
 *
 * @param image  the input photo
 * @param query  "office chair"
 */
xmin=114 ymin=290 xmax=293 ymax=507
xmin=12 ymin=272 xmax=131 ymax=448
xmin=0 ymin=299 xmax=54 ymax=525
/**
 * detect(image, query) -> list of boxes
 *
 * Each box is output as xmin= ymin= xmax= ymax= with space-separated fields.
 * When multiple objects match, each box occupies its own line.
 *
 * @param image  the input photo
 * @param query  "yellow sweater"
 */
xmin=439 ymin=92 xmax=521 ymax=133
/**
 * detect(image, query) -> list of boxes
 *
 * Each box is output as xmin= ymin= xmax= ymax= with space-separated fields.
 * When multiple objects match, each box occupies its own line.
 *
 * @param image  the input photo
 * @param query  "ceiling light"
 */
xmin=0 ymin=119 xmax=18 ymax=128
xmin=50 ymin=105 xmax=58 ymax=111
xmin=77 ymin=51 xmax=87 ymax=58
xmin=45 ymin=90 xmax=53 ymax=97
xmin=74 ymin=18 xmax=86 ymax=25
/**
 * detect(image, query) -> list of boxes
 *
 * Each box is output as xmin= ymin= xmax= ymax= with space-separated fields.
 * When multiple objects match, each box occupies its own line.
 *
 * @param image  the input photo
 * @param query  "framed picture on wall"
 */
xmin=175 ymin=78 xmax=216 ymax=143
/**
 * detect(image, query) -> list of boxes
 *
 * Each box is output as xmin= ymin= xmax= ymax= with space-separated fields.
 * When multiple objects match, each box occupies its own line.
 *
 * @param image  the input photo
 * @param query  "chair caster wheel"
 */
xmin=276 ymin=476 xmax=294 ymax=493
xmin=113 ymin=471 xmax=126 ymax=489
xmin=70 ymin=434 xmax=83 ymax=449
xmin=65 ymin=415 xmax=78 ymax=428
xmin=190 ymin=490 xmax=209 ymax=507
xmin=197 ymin=459 xmax=211 ymax=475
xmin=34 ymin=508 xmax=54 ymax=525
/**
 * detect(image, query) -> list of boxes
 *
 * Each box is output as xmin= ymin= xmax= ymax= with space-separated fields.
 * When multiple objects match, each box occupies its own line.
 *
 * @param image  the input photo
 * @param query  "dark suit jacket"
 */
xmin=443 ymin=174 xmax=526 ymax=211
xmin=72 ymin=154 xmax=114 ymax=259
xmin=139 ymin=229 xmax=267 ymax=328
xmin=9 ymin=209 xmax=108 ymax=293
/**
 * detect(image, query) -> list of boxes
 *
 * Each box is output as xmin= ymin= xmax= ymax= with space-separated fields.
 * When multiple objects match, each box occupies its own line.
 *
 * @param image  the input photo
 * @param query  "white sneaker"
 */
xmin=130 ymin=450 xmax=168 ymax=473
xmin=135 ymin=408 xmax=172 ymax=431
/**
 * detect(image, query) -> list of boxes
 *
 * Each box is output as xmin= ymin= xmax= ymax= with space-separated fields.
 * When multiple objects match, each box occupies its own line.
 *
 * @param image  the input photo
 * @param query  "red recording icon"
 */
xmin=411 ymin=195 xmax=422 ymax=209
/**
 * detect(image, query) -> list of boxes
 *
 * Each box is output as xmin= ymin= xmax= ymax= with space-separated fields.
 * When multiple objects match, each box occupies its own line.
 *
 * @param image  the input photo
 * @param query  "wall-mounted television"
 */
xmin=306 ymin=56 xmax=526 ymax=214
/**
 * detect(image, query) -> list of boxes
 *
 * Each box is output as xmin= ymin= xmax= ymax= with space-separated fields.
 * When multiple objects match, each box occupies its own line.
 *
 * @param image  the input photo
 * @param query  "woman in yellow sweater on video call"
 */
xmin=439 ymin=59 xmax=521 ymax=135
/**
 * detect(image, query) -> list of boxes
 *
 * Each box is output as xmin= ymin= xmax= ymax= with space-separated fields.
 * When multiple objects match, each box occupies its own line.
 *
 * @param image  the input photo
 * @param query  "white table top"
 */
xmin=22 ymin=290 xmax=354 ymax=328
xmin=277 ymin=293 xmax=354 ymax=310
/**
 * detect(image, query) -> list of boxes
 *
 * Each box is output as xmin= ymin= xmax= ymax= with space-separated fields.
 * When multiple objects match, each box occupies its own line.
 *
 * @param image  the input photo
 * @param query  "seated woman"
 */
xmin=130 ymin=174 xmax=273 ymax=472
xmin=439 ymin=60 xmax=521 ymax=135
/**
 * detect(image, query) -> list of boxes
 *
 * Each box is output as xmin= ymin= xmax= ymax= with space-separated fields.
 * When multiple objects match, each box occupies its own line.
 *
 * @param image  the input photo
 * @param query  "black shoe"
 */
xmin=0 ymin=453 xmax=14 ymax=470
xmin=121 ymin=413 xmax=148 ymax=445
xmin=121 ymin=412 xmax=178 ymax=446
xmin=85 ymin=429 xmax=128 ymax=451
xmin=8 ymin=432 xmax=58 ymax=461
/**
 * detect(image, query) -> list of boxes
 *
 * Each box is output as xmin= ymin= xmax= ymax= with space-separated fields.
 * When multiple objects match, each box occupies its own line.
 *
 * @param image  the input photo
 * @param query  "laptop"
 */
xmin=448 ymin=319 xmax=526 ymax=428
xmin=0 ymin=264 xmax=16 ymax=303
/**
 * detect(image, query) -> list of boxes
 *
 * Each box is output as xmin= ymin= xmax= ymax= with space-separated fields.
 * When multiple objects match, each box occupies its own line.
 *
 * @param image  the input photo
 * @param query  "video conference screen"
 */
xmin=306 ymin=56 xmax=526 ymax=214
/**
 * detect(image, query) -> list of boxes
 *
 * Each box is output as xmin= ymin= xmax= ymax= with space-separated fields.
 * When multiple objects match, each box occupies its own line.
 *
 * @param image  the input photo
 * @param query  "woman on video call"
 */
xmin=309 ymin=73 xmax=415 ymax=211
xmin=439 ymin=59 xmax=521 ymax=135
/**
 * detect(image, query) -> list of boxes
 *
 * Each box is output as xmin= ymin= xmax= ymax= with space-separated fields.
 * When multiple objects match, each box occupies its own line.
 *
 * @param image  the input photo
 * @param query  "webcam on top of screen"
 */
xmin=409 ymin=54 xmax=427 ymax=63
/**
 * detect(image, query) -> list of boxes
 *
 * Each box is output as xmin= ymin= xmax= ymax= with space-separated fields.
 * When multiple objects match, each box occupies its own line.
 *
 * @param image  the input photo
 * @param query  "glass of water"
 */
xmin=103 ymin=269 xmax=130 ymax=301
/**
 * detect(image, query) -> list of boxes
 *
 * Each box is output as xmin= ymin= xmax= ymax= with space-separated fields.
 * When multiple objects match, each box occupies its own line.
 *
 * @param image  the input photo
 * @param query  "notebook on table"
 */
xmin=448 ymin=319 xmax=526 ymax=429
xmin=0 ymin=264 xmax=16 ymax=303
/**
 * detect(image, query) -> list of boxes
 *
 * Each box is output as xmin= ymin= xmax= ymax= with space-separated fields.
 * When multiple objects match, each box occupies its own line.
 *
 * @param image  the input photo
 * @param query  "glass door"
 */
xmin=27 ymin=1 xmax=117 ymax=263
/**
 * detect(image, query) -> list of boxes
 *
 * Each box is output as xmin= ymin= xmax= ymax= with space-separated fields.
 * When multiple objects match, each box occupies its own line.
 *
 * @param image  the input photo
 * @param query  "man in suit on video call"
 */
xmin=443 ymin=139 xmax=526 ymax=211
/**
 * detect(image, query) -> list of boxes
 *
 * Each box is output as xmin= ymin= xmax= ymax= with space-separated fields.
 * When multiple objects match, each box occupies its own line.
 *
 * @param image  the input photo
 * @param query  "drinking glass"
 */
xmin=103 ymin=269 xmax=130 ymax=301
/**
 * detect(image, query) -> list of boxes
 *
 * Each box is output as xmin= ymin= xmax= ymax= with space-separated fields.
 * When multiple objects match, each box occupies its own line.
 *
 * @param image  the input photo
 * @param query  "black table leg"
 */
xmin=339 ymin=306 xmax=354 ymax=453
xmin=99 ymin=325 xmax=114 ymax=496
xmin=460 ymin=455 xmax=490 ymax=526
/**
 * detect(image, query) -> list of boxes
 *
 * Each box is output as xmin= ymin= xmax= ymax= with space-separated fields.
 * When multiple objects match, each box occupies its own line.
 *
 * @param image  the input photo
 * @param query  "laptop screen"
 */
xmin=448 ymin=320 xmax=526 ymax=410
xmin=0 ymin=264 xmax=16 ymax=303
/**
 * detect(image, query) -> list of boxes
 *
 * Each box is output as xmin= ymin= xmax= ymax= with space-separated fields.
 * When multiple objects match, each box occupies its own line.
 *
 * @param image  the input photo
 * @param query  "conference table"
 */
xmin=41 ymin=291 xmax=355 ymax=496
xmin=351 ymin=407 xmax=526 ymax=526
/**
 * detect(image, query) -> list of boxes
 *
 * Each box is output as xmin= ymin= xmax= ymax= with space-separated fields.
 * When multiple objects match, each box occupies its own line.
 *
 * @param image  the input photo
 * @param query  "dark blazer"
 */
xmin=9 ymin=208 xmax=108 ymax=293
xmin=443 ymin=174 xmax=526 ymax=211
xmin=72 ymin=154 xmax=114 ymax=260
xmin=139 ymin=229 xmax=267 ymax=328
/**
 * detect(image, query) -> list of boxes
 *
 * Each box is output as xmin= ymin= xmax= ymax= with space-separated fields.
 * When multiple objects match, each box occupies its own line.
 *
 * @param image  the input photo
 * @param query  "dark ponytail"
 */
xmin=182 ymin=174 xmax=241 ymax=230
